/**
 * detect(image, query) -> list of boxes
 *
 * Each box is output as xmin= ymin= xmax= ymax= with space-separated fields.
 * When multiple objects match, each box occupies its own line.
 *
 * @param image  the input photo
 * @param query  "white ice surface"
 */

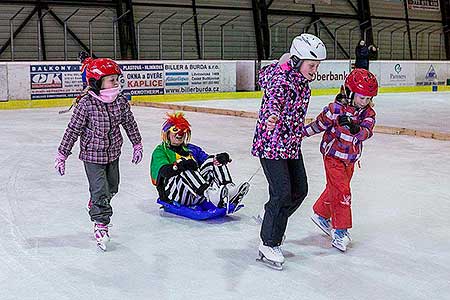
xmin=1 ymin=95 xmax=450 ymax=299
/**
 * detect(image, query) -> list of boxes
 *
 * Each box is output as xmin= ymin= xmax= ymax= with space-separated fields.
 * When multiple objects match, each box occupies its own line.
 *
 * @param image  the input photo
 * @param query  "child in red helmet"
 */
xmin=301 ymin=68 xmax=378 ymax=252
xmin=55 ymin=57 xmax=143 ymax=251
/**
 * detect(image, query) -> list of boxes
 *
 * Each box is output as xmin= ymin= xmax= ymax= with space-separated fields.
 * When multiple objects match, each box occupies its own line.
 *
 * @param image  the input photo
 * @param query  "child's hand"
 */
xmin=132 ymin=143 xmax=143 ymax=164
xmin=266 ymin=114 xmax=278 ymax=130
xmin=338 ymin=115 xmax=360 ymax=135
xmin=54 ymin=152 xmax=67 ymax=176
xmin=335 ymin=85 xmax=349 ymax=105
xmin=215 ymin=152 xmax=232 ymax=165
xmin=177 ymin=159 xmax=198 ymax=172
xmin=338 ymin=115 xmax=352 ymax=127
xmin=349 ymin=123 xmax=361 ymax=135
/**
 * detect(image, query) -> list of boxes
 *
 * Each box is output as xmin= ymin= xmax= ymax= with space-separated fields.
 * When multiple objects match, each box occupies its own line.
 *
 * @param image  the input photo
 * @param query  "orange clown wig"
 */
xmin=161 ymin=112 xmax=192 ymax=143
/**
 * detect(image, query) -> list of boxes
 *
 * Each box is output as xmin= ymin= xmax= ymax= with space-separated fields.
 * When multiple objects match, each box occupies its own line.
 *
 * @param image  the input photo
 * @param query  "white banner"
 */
xmin=378 ymin=61 xmax=416 ymax=86
xmin=408 ymin=0 xmax=440 ymax=11
xmin=163 ymin=61 xmax=236 ymax=94
xmin=121 ymin=63 xmax=165 ymax=97
xmin=260 ymin=60 xmax=350 ymax=89
xmin=310 ymin=61 xmax=351 ymax=89
xmin=415 ymin=63 xmax=448 ymax=86
xmin=27 ymin=61 xmax=236 ymax=99
xmin=29 ymin=63 xmax=82 ymax=99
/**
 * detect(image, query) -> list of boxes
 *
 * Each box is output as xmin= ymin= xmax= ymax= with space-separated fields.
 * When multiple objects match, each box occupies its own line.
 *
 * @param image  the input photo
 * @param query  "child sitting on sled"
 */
xmin=150 ymin=112 xmax=249 ymax=212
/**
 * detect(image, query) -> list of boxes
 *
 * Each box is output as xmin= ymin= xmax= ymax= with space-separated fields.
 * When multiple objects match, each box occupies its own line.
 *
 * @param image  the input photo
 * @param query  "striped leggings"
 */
xmin=164 ymin=156 xmax=232 ymax=206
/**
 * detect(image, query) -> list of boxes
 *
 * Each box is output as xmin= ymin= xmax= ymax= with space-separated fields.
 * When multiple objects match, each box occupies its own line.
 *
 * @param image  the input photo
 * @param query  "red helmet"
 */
xmin=345 ymin=68 xmax=378 ymax=97
xmin=85 ymin=58 xmax=121 ymax=90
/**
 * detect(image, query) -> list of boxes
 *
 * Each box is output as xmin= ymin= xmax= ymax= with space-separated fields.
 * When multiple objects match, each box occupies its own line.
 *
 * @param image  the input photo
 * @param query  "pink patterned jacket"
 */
xmin=302 ymin=100 xmax=376 ymax=163
xmin=251 ymin=60 xmax=311 ymax=159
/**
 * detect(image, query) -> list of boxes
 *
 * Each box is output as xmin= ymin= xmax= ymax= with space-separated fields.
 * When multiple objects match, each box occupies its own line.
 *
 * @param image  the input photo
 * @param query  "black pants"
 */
xmin=84 ymin=159 xmax=120 ymax=225
xmin=260 ymin=156 xmax=308 ymax=247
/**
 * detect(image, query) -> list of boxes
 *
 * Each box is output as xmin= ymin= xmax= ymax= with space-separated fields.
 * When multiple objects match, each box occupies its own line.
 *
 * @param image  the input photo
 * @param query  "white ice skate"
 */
xmin=204 ymin=185 xmax=229 ymax=209
xmin=331 ymin=229 xmax=351 ymax=252
xmin=311 ymin=213 xmax=332 ymax=237
xmin=256 ymin=242 xmax=285 ymax=270
xmin=227 ymin=182 xmax=250 ymax=213
xmin=94 ymin=222 xmax=110 ymax=251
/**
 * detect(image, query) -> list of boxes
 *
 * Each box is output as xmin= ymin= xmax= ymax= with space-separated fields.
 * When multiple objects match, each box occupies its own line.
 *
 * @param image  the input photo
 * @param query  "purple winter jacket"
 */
xmin=58 ymin=93 xmax=142 ymax=164
xmin=251 ymin=60 xmax=311 ymax=159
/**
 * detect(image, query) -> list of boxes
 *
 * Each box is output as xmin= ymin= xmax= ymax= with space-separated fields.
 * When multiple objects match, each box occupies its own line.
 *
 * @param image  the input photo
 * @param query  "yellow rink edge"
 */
xmin=1 ymin=85 xmax=450 ymax=110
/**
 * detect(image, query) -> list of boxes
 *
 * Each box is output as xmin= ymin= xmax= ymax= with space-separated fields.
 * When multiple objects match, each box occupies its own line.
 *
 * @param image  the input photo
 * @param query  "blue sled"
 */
xmin=157 ymin=198 xmax=243 ymax=220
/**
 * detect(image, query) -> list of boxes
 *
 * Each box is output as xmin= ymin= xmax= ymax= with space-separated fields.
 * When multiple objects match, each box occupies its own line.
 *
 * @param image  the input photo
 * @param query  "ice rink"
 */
xmin=1 ymin=92 xmax=450 ymax=300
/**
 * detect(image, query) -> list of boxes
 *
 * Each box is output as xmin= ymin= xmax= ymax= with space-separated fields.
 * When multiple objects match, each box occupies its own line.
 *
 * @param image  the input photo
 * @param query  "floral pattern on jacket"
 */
xmin=251 ymin=59 xmax=311 ymax=159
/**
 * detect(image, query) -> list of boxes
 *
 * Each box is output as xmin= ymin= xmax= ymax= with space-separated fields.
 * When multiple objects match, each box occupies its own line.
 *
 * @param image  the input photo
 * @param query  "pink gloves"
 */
xmin=132 ymin=143 xmax=143 ymax=164
xmin=55 ymin=144 xmax=142 ymax=175
xmin=55 ymin=152 xmax=67 ymax=176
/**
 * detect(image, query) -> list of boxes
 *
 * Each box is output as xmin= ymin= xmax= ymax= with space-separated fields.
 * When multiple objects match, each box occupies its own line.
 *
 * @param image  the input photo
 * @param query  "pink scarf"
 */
xmin=89 ymin=87 xmax=120 ymax=103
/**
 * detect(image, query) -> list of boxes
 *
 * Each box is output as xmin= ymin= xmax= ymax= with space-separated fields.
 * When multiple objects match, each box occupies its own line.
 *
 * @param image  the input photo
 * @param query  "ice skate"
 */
xmin=204 ymin=185 xmax=229 ymax=209
xmin=311 ymin=213 xmax=332 ymax=237
xmin=331 ymin=229 xmax=351 ymax=252
xmin=256 ymin=242 xmax=285 ymax=270
xmin=226 ymin=182 xmax=250 ymax=213
xmin=94 ymin=222 xmax=110 ymax=251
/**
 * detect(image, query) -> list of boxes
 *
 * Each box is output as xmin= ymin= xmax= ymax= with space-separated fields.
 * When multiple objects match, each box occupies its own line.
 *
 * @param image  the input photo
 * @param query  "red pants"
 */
xmin=313 ymin=156 xmax=354 ymax=229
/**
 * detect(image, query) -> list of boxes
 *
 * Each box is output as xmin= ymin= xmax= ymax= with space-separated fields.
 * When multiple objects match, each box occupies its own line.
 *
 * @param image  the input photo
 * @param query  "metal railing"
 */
xmin=64 ymin=9 xmax=79 ymax=61
xmin=112 ymin=10 xmax=130 ymax=60
xmin=269 ymin=17 xmax=288 ymax=58
xmin=9 ymin=7 xmax=24 ymax=61
xmin=136 ymin=11 xmax=153 ymax=60
xmin=220 ymin=15 xmax=239 ymax=59
xmin=89 ymin=9 xmax=106 ymax=57
xmin=37 ymin=9 xmax=52 ymax=60
xmin=334 ymin=21 xmax=353 ymax=59
xmin=415 ymin=25 xmax=435 ymax=59
xmin=201 ymin=14 xmax=220 ymax=59
xmin=402 ymin=24 xmax=421 ymax=59
xmin=389 ymin=25 xmax=405 ymax=60
xmin=285 ymin=18 xmax=304 ymax=50
xmin=6 ymin=7 xmax=448 ymax=61
xmin=180 ymin=15 xmax=194 ymax=60
xmin=158 ymin=12 xmax=177 ymax=60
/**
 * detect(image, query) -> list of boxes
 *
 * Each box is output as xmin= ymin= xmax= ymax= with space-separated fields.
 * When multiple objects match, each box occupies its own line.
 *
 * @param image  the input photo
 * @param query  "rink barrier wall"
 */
xmin=2 ymin=85 xmax=450 ymax=110
xmin=132 ymin=101 xmax=450 ymax=141
xmin=1 ymin=59 xmax=450 ymax=104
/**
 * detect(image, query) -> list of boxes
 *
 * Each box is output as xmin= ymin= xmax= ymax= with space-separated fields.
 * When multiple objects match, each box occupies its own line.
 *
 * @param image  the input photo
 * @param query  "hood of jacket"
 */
xmin=258 ymin=59 xmax=308 ymax=89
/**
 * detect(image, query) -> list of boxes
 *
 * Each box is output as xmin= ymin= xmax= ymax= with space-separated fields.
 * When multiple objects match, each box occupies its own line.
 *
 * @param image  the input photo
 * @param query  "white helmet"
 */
xmin=290 ymin=33 xmax=327 ymax=61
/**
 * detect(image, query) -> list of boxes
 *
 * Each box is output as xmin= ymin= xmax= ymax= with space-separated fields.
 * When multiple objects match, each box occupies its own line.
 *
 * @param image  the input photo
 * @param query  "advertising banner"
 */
xmin=163 ymin=61 xmax=236 ymax=94
xmin=415 ymin=63 xmax=447 ymax=86
xmin=30 ymin=63 xmax=82 ymax=99
xmin=121 ymin=63 xmax=164 ymax=97
xmin=310 ymin=61 xmax=351 ymax=89
xmin=261 ymin=60 xmax=350 ymax=89
xmin=407 ymin=0 xmax=440 ymax=11
xmin=28 ymin=61 xmax=236 ymax=99
xmin=378 ymin=62 xmax=415 ymax=86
